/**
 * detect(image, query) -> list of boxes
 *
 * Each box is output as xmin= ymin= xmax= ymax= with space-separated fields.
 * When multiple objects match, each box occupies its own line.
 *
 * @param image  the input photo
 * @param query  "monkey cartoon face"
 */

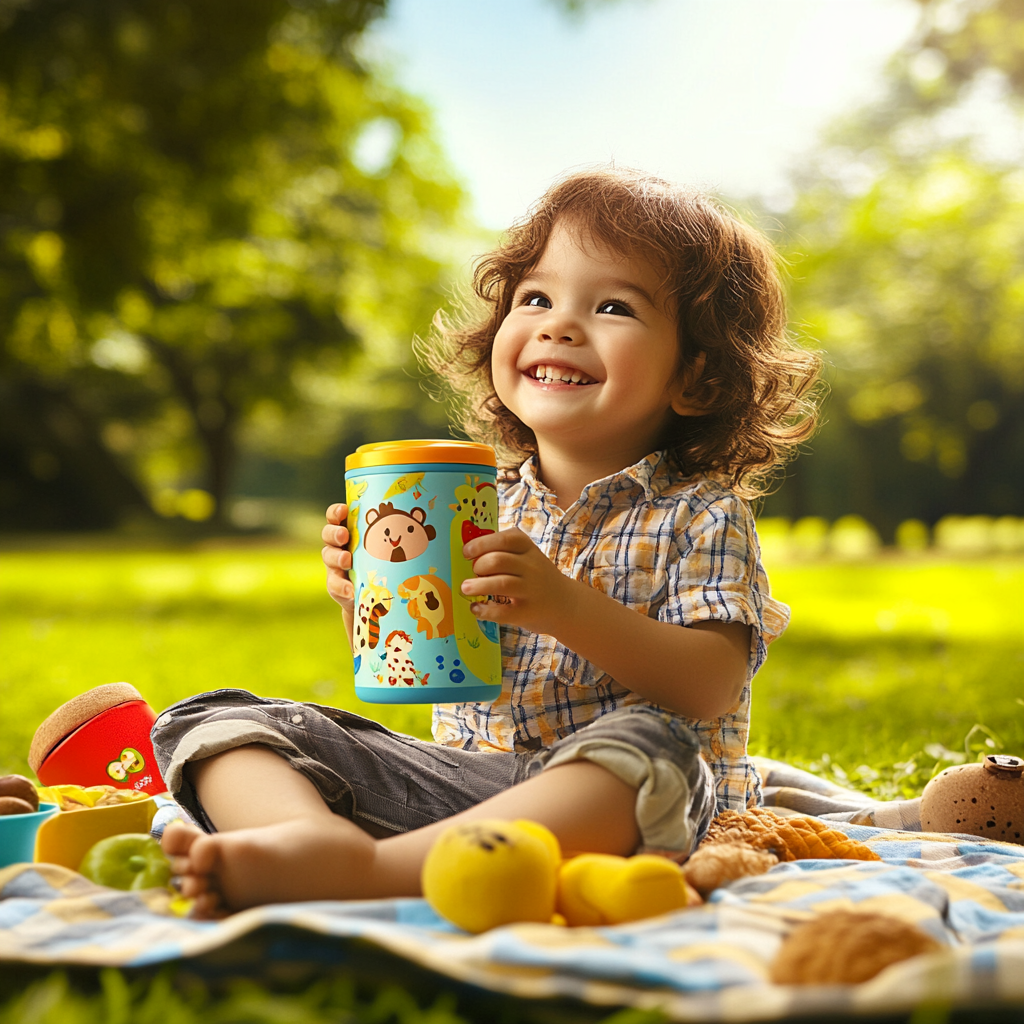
xmin=363 ymin=502 xmax=436 ymax=563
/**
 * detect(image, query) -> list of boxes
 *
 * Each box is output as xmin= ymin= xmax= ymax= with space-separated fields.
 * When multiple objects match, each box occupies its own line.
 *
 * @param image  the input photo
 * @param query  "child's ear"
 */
xmin=669 ymin=352 xmax=714 ymax=417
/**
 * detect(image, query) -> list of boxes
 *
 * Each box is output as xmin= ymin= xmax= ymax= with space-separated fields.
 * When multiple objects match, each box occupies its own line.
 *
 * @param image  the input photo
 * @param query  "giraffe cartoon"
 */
xmin=447 ymin=476 xmax=501 ymax=687
xmin=352 ymin=570 xmax=392 ymax=675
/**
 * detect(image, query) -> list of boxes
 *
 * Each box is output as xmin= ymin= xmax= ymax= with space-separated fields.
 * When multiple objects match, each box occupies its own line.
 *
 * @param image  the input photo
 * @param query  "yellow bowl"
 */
xmin=34 ymin=797 xmax=157 ymax=871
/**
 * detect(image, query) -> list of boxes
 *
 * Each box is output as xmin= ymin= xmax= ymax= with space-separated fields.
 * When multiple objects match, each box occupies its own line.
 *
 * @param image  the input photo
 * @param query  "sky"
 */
xmin=366 ymin=0 xmax=922 ymax=228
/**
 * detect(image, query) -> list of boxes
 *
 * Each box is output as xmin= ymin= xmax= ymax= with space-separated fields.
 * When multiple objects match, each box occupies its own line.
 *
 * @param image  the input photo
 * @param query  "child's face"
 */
xmin=491 ymin=222 xmax=692 ymax=462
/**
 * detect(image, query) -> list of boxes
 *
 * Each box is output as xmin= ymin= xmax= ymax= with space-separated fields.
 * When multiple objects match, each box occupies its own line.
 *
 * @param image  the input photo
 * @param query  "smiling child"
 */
xmin=157 ymin=168 xmax=821 ymax=915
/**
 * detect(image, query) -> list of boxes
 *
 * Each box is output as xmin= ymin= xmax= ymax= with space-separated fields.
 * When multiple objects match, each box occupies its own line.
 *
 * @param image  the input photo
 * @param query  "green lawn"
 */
xmin=2 ymin=543 xmax=1021 ymax=793
xmin=1 ymin=542 xmax=1022 ymax=1020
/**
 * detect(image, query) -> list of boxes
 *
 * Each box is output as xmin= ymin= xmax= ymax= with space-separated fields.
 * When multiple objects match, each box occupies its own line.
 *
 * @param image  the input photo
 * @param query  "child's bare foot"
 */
xmin=161 ymin=816 xmax=382 ymax=917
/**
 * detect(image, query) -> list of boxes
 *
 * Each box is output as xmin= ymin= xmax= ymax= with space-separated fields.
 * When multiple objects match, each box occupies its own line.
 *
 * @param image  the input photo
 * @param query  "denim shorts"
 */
xmin=151 ymin=690 xmax=715 ymax=858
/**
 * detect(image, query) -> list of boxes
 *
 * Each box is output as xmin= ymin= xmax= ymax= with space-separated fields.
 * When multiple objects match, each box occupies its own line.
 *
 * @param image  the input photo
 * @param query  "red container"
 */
xmin=36 ymin=700 xmax=166 ymax=796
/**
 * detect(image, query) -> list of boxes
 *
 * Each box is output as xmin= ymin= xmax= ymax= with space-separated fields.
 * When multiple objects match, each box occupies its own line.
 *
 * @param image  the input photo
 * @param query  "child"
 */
xmin=158 ymin=168 xmax=820 ymax=916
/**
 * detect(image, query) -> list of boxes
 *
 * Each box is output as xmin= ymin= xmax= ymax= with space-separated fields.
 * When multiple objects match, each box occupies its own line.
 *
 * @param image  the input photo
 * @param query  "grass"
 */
xmin=1 ymin=541 xmax=1022 ymax=1020
xmin=2 ymin=544 xmax=1021 ymax=787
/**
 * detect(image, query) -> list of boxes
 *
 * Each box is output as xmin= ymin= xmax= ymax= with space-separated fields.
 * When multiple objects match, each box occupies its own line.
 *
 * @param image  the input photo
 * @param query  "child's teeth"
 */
xmin=570 ymin=371 xmax=581 ymax=383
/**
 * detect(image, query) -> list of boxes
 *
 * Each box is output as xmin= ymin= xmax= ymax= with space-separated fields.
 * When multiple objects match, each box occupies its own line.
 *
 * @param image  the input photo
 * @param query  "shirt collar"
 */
xmin=516 ymin=450 xmax=670 ymax=505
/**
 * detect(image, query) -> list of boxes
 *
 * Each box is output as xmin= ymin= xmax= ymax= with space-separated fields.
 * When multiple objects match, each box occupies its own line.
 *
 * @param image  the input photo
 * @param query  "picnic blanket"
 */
xmin=2 ymin=760 xmax=1023 ymax=1021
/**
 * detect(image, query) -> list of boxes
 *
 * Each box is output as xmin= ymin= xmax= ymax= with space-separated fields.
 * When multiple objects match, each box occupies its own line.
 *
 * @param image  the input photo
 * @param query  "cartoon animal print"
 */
xmin=451 ymin=478 xmax=498 ymax=547
xmin=363 ymin=502 xmax=436 ymax=563
xmin=383 ymin=472 xmax=425 ymax=500
xmin=352 ymin=570 xmax=392 ymax=675
xmin=399 ymin=569 xmax=454 ymax=640
xmin=377 ymin=629 xmax=430 ymax=686
xmin=447 ymin=475 xmax=501 ymax=686
xmin=345 ymin=478 xmax=368 ymax=564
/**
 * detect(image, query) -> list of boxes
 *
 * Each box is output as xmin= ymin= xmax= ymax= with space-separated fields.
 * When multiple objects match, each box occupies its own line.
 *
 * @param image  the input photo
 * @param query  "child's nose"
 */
xmin=536 ymin=310 xmax=582 ymax=345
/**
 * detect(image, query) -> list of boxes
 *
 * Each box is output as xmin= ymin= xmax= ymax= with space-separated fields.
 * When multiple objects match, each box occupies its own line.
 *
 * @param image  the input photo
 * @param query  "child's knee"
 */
xmin=540 ymin=707 xmax=715 ymax=858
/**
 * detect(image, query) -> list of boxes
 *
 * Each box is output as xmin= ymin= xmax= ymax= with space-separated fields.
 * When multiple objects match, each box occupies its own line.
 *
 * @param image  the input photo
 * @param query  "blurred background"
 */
xmin=2 ymin=0 xmax=1022 ymax=547
xmin=1 ymin=0 xmax=1022 ymax=784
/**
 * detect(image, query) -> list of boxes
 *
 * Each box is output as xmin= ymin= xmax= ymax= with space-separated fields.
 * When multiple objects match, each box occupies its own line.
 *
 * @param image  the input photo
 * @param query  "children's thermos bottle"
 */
xmin=345 ymin=440 xmax=503 ymax=704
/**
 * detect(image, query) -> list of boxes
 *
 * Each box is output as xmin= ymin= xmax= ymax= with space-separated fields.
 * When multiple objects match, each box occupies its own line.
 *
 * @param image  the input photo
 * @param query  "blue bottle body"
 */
xmin=346 ymin=459 xmax=502 ymax=704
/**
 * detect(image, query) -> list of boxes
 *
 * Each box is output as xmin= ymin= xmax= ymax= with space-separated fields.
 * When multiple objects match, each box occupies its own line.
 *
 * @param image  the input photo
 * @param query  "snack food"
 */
xmin=683 ymin=841 xmax=779 ymax=898
xmin=36 ymin=784 xmax=150 ymax=812
xmin=79 ymin=833 xmax=172 ymax=891
xmin=0 ymin=796 xmax=37 ymax=816
xmin=770 ymin=909 xmax=942 ymax=985
xmin=702 ymin=808 xmax=880 ymax=863
xmin=0 ymin=775 xmax=40 ymax=811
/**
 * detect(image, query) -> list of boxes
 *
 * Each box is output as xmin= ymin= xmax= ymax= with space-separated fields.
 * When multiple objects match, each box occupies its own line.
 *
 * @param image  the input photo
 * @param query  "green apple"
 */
xmin=79 ymin=833 xmax=172 ymax=891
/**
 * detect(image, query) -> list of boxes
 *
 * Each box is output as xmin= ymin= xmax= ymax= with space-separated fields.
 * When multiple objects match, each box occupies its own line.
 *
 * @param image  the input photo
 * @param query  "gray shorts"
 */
xmin=151 ymin=690 xmax=715 ymax=858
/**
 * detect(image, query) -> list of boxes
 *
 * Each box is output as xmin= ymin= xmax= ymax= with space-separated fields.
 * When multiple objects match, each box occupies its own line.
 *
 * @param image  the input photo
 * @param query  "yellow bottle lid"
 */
xmin=345 ymin=439 xmax=496 ymax=471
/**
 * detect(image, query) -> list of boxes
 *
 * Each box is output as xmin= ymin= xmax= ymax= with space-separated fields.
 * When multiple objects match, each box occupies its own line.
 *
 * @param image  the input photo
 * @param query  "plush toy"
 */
xmin=29 ymin=683 xmax=166 ymax=795
xmin=421 ymin=819 xmax=698 ymax=934
xmin=770 ymin=909 xmax=942 ymax=985
xmin=557 ymin=852 xmax=694 ymax=926
xmin=920 ymin=754 xmax=1023 ymax=844
xmin=421 ymin=819 xmax=561 ymax=933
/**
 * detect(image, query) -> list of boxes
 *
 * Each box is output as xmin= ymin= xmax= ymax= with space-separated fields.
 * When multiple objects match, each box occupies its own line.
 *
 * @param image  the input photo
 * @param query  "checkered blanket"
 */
xmin=2 ymin=762 xmax=1022 ymax=1021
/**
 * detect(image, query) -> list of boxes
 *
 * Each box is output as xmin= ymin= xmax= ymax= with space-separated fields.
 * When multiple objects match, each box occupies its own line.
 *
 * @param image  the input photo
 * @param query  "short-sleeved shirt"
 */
xmin=431 ymin=451 xmax=789 ymax=812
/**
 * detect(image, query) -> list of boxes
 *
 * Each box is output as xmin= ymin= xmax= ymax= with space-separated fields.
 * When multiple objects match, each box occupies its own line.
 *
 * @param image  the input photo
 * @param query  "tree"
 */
xmin=766 ymin=0 xmax=1024 ymax=533
xmin=0 ymin=0 xmax=465 ymax=528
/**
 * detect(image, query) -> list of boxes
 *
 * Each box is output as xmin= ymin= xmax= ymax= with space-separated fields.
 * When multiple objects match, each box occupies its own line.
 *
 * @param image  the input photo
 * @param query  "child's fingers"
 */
xmin=321 ymin=522 xmax=350 ymax=548
xmin=462 ymin=574 xmax=518 ymax=599
xmin=466 ymin=550 xmax=521 ymax=578
xmin=325 ymin=502 xmax=349 ymax=525
xmin=463 ymin=526 xmax=533 ymax=560
xmin=470 ymin=598 xmax=514 ymax=622
xmin=321 ymin=545 xmax=352 ymax=572
xmin=326 ymin=570 xmax=354 ymax=608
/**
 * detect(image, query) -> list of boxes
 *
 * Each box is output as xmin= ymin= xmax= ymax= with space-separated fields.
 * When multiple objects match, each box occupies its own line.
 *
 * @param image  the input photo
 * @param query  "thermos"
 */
xmin=345 ymin=440 xmax=503 ymax=704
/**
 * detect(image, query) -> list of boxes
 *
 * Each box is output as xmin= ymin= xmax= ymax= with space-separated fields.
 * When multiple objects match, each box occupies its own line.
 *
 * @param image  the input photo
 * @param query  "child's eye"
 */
xmin=597 ymin=300 xmax=634 ymax=317
xmin=523 ymin=294 xmax=551 ymax=308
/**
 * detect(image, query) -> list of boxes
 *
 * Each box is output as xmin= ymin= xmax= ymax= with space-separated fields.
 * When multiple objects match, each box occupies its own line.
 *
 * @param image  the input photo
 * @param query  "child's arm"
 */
xmin=462 ymin=528 xmax=751 ymax=720
xmin=322 ymin=503 xmax=355 ymax=649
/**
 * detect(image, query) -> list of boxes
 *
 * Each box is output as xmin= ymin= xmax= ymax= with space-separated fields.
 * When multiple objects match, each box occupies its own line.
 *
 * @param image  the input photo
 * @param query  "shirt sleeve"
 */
xmin=657 ymin=491 xmax=789 ymax=677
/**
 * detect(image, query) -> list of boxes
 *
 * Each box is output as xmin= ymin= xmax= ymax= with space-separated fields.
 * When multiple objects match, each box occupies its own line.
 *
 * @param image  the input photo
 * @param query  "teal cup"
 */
xmin=345 ymin=440 xmax=503 ymax=704
xmin=0 ymin=802 xmax=58 ymax=868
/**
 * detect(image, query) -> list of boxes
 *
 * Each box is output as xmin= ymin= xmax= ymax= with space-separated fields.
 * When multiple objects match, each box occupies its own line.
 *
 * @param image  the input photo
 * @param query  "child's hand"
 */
xmin=462 ymin=528 xmax=574 ymax=636
xmin=322 ymin=503 xmax=354 ymax=612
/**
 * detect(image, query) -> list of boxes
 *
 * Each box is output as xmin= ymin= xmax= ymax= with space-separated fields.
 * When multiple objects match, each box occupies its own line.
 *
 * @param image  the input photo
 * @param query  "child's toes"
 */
xmin=191 ymin=891 xmax=227 ymax=920
xmin=187 ymin=833 xmax=222 ymax=877
xmin=176 ymin=871 xmax=213 ymax=899
xmin=161 ymin=820 xmax=204 ymax=857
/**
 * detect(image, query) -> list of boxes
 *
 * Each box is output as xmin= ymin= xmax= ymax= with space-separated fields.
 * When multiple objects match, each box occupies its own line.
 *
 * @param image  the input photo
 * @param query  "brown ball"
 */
xmin=0 ymin=775 xmax=39 ymax=811
xmin=0 ymin=796 xmax=37 ymax=816
xmin=770 ymin=910 xmax=942 ymax=986
xmin=921 ymin=756 xmax=1024 ymax=844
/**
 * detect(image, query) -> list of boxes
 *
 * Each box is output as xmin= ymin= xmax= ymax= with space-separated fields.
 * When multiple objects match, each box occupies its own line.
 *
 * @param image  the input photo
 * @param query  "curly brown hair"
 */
xmin=420 ymin=167 xmax=822 ymax=498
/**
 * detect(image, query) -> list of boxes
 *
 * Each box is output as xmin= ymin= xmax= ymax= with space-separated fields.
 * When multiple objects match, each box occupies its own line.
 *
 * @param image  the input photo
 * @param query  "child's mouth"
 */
xmin=527 ymin=364 xmax=597 ymax=386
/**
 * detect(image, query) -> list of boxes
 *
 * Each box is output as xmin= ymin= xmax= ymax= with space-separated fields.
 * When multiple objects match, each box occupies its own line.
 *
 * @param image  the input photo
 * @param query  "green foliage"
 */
xmin=0 ymin=0 xmax=466 ymax=527
xmin=2 ymin=544 xmax=1021 ymax=786
xmin=765 ymin=0 xmax=1024 ymax=533
xmin=752 ymin=556 xmax=1024 ymax=798
xmin=0 ymin=969 xmax=471 ymax=1024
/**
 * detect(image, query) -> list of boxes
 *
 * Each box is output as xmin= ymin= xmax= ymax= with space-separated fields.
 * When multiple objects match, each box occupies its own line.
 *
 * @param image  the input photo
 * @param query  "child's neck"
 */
xmin=534 ymin=438 xmax=656 ymax=510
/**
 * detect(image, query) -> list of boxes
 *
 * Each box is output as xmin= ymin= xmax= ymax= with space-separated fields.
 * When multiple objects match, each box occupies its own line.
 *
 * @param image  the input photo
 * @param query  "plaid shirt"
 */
xmin=432 ymin=451 xmax=789 ymax=811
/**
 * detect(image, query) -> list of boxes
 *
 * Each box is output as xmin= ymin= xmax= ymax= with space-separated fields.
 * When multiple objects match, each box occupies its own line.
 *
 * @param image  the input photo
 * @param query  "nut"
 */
xmin=0 ymin=774 xmax=40 ymax=811
xmin=0 ymin=796 xmax=37 ymax=816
